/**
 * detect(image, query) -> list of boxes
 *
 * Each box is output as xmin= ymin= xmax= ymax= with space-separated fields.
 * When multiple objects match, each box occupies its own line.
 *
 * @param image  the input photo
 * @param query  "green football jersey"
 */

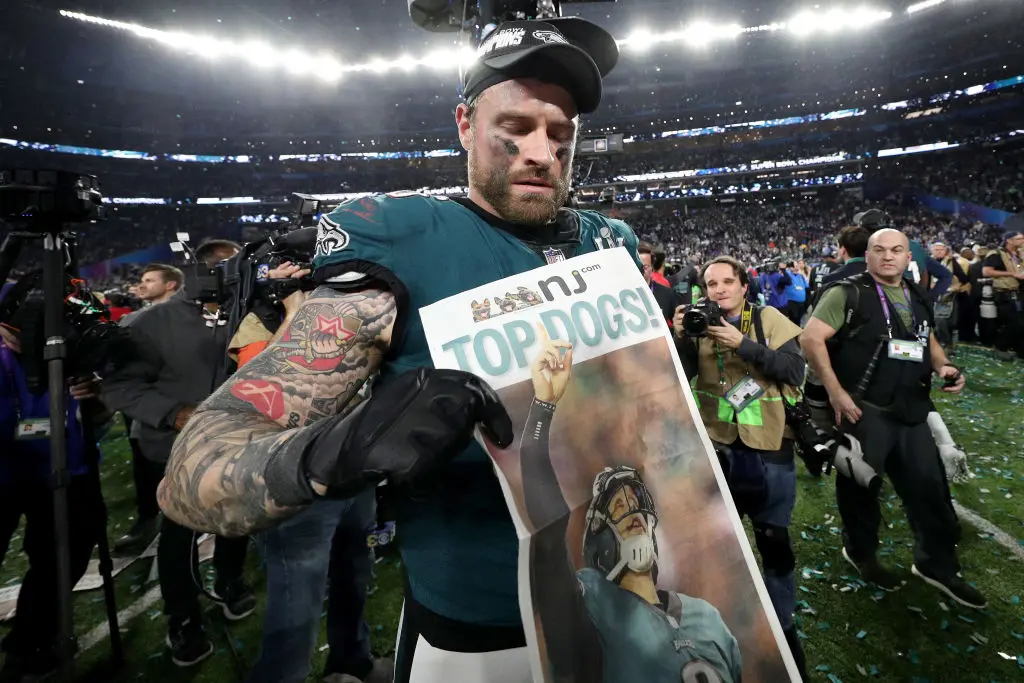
xmin=906 ymin=239 xmax=929 ymax=285
xmin=576 ymin=568 xmax=743 ymax=683
xmin=312 ymin=192 xmax=643 ymax=627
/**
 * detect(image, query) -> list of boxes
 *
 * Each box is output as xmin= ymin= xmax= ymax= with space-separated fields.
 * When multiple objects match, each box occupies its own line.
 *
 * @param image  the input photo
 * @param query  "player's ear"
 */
xmin=455 ymin=102 xmax=474 ymax=151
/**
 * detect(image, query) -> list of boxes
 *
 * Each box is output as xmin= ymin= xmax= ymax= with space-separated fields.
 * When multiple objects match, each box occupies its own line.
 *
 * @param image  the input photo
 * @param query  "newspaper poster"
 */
xmin=420 ymin=247 xmax=799 ymax=683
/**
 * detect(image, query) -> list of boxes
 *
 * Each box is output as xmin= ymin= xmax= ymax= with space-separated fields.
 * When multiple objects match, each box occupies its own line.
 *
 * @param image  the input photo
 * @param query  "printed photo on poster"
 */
xmin=421 ymin=248 xmax=799 ymax=683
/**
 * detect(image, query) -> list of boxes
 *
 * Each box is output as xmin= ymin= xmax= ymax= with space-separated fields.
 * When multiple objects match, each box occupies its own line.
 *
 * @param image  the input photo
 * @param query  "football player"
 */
xmin=156 ymin=16 xmax=646 ymax=683
xmin=521 ymin=327 xmax=742 ymax=683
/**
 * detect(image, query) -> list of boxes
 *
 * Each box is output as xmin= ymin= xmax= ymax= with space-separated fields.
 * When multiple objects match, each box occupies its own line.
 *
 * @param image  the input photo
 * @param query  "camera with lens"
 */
xmin=681 ymin=298 xmax=723 ymax=338
xmin=830 ymin=433 xmax=881 ymax=494
xmin=0 ymin=273 xmax=129 ymax=393
xmin=784 ymin=398 xmax=836 ymax=477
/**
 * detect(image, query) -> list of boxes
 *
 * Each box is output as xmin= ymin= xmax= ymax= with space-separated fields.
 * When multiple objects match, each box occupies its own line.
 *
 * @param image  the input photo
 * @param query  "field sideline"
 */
xmin=0 ymin=347 xmax=1020 ymax=682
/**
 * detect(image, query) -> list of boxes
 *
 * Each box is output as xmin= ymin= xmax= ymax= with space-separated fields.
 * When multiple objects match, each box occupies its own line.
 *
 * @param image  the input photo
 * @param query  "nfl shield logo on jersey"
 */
xmin=543 ymin=247 xmax=565 ymax=264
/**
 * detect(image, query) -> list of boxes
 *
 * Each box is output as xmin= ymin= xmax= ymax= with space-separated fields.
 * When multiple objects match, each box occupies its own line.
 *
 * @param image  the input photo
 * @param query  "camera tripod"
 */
xmin=0 ymin=228 xmax=123 ymax=679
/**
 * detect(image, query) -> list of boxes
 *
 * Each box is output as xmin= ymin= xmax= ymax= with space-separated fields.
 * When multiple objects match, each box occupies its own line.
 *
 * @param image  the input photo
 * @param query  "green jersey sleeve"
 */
xmin=811 ymin=286 xmax=848 ymax=332
xmin=312 ymin=195 xmax=397 ymax=284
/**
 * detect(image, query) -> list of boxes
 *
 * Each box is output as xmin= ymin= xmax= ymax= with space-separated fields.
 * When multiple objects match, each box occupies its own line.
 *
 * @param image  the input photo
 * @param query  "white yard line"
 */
xmin=79 ymin=585 xmax=163 ymax=652
xmin=953 ymin=500 xmax=1024 ymax=562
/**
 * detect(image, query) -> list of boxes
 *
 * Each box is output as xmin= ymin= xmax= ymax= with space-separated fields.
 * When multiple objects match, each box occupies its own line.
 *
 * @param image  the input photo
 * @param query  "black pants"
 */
xmin=124 ymin=416 xmax=160 ymax=520
xmin=0 ymin=476 xmax=101 ymax=656
xmin=956 ymin=293 xmax=977 ymax=343
xmin=836 ymin=406 xmax=961 ymax=580
xmin=143 ymin=459 xmax=249 ymax=621
xmin=934 ymin=297 xmax=956 ymax=348
xmin=993 ymin=295 xmax=1024 ymax=357
xmin=786 ymin=300 xmax=806 ymax=325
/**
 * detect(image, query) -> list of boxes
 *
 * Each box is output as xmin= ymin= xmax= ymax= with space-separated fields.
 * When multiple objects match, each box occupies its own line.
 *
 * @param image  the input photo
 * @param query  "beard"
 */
xmin=468 ymin=145 xmax=571 ymax=226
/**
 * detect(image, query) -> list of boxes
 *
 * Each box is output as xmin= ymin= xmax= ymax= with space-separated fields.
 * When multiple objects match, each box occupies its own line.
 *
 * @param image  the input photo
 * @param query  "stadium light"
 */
xmin=55 ymin=5 xmax=968 ymax=81
xmin=907 ymin=0 xmax=946 ymax=13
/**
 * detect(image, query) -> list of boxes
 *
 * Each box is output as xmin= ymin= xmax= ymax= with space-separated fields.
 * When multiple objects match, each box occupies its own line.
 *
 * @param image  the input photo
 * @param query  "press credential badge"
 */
xmin=725 ymin=375 xmax=765 ymax=413
xmin=15 ymin=418 xmax=51 ymax=440
xmin=887 ymin=339 xmax=924 ymax=362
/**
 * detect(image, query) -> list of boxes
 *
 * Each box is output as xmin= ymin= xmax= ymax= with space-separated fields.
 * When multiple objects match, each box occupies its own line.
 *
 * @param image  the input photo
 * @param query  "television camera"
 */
xmin=408 ymin=0 xmax=615 ymax=40
xmin=172 ymin=193 xmax=332 ymax=342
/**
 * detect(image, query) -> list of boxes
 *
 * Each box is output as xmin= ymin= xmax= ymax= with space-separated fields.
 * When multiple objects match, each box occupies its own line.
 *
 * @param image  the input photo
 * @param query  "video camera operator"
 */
xmin=101 ymin=239 xmax=257 ymax=667
xmin=0 ymin=287 xmax=111 ymax=681
xmin=226 ymin=260 xmax=387 ymax=683
xmin=800 ymin=229 xmax=985 ymax=609
xmin=671 ymin=256 xmax=808 ymax=680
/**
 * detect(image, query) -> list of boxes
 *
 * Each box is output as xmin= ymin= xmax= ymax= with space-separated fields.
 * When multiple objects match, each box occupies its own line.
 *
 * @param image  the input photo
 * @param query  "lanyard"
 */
xmin=0 ymin=345 xmax=22 ymax=421
xmin=875 ymin=282 xmax=916 ymax=339
xmin=714 ymin=305 xmax=752 ymax=386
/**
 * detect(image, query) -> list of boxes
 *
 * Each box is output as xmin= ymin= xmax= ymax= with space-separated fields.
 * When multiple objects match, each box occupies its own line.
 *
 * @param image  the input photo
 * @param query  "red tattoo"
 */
xmin=231 ymin=380 xmax=285 ymax=420
xmin=281 ymin=314 xmax=362 ymax=372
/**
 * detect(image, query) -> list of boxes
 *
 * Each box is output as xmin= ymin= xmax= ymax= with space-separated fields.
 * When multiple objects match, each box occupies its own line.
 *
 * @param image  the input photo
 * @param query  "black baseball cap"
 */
xmin=462 ymin=17 xmax=619 ymax=115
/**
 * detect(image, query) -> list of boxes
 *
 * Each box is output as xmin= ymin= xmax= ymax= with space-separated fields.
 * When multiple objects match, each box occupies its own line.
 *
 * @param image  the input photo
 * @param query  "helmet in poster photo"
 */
xmin=583 ymin=466 xmax=659 ymax=583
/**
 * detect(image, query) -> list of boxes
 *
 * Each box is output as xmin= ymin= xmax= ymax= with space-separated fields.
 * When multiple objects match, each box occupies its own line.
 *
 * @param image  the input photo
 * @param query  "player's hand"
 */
xmin=938 ymin=364 xmax=966 ymax=393
xmin=707 ymin=319 xmax=745 ymax=350
xmin=672 ymin=305 xmax=688 ymax=339
xmin=303 ymin=368 xmax=513 ymax=498
xmin=531 ymin=324 xmax=574 ymax=405
xmin=829 ymin=388 xmax=862 ymax=425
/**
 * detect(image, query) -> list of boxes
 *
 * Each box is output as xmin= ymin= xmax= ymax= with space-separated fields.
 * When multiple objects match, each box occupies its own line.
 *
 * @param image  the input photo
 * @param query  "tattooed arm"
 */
xmin=158 ymin=285 xmax=398 ymax=536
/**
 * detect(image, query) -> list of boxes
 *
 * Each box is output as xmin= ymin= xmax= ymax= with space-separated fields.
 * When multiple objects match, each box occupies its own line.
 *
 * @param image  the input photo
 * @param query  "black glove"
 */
xmin=267 ymin=368 xmax=513 ymax=504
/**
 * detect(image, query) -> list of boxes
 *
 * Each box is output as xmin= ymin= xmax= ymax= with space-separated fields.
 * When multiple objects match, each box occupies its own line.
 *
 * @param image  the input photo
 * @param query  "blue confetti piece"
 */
xmin=856 ymin=630 xmax=867 ymax=639
xmin=958 ymin=615 xmax=976 ymax=624
xmin=941 ymin=619 xmax=949 ymax=631
xmin=815 ymin=665 xmax=831 ymax=672
xmin=1011 ymin=631 xmax=1024 ymax=640
xmin=910 ymin=649 xmax=919 ymax=665
xmin=818 ymin=622 xmax=830 ymax=631
xmin=826 ymin=675 xmax=843 ymax=683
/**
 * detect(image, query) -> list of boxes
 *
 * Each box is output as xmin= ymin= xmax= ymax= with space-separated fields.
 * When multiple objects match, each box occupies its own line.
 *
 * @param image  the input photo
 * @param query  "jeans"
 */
xmin=721 ymin=443 xmax=797 ymax=631
xmin=249 ymin=488 xmax=376 ymax=683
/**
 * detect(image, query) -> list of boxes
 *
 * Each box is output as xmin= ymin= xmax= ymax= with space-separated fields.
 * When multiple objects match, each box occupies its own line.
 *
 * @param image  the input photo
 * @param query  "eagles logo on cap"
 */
xmin=532 ymin=29 xmax=568 ymax=44
xmin=462 ymin=17 xmax=619 ymax=115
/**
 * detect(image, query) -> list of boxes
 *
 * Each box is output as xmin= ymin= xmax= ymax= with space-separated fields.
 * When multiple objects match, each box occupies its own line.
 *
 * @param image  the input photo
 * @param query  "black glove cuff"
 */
xmin=264 ymin=440 xmax=317 ymax=508
xmin=264 ymin=414 xmax=342 ymax=507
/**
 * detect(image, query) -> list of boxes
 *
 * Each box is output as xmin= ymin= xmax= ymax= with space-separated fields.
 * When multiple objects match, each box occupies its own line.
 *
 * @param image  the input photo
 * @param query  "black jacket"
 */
xmin=101 ymin=292 xmax=232 ymax=462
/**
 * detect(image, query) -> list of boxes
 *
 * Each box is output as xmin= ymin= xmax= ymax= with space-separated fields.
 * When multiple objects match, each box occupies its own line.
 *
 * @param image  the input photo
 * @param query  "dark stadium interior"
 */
xmin=1 ymin=1 xmax=1023 ymax=682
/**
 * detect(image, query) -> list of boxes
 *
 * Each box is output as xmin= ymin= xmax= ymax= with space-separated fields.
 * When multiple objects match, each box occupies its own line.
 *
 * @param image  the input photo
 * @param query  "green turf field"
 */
xmin=0 ymin=347 xmax=1020 ymax=682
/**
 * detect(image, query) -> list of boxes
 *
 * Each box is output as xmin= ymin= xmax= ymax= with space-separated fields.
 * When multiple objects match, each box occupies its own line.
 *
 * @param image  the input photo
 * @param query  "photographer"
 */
xmin=0 ymin=297 xmax=110 ymax=680
xmin=800 ymin=229 xmax=985 ymax=609
xmin=672 ymin=256 xmax=808 ymax=680
xmin=101 ymin=239 xmax=256 ymax=667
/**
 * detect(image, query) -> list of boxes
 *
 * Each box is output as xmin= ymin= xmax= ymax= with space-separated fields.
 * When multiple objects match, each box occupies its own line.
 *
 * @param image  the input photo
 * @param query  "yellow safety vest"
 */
xmin=693 ymin=306 xmax=803 ymax=452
